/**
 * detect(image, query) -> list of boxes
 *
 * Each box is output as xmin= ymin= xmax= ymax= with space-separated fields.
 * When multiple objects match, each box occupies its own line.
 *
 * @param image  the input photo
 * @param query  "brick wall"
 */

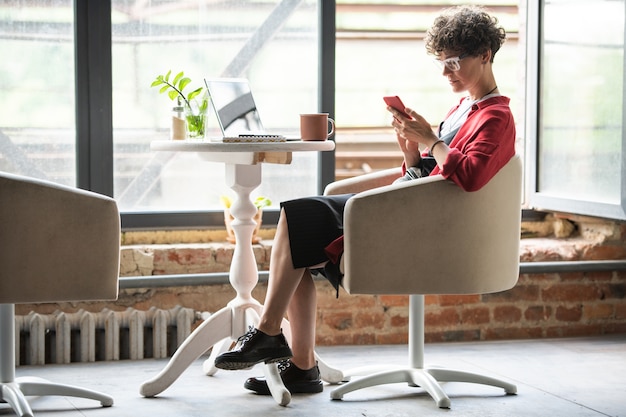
xmin=18 ymin=213 xmax=626 ymax=346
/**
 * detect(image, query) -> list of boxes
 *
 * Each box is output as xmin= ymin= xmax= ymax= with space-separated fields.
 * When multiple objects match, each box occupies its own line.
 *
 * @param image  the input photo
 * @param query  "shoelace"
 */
xmin=276 ymin=359 xmax=291 ymax=372
xmin=235 ymin=326 xmax=257 ymax=346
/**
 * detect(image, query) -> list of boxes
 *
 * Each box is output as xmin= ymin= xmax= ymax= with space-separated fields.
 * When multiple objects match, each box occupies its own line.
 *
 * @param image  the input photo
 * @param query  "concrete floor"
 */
xmin=3 ymin=335 xmax=625 ymax=417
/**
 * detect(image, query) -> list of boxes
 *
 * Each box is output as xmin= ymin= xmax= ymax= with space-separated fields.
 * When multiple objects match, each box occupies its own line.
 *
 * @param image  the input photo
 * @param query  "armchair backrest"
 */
xmin=341 ymin=155 xmax=522 ymax=295
xmin=0 ymin=172 xmax=120 ymax=304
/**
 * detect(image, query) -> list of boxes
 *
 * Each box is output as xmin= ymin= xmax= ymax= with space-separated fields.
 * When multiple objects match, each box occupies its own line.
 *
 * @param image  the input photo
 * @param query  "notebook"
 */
xmin=204 ymin=78 xmax=286 ymax=142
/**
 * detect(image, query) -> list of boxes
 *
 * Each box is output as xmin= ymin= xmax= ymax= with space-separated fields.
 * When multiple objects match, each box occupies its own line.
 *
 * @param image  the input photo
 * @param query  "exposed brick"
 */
xmin=323 ymin=311 xmax=353 ymax=331
xmin=461 ymin=307 xmax=490 ymax=325
xmin=541 ymin=284 xmax=603 ymax=302
xmin=438 ymin=294 xmax=480 ymax=306
xmin=524 ymin=305 xmax=552 ymax=322
xmin=584 ymin=304 xmax=614 ymax=320
xmin=584 ymin=271 xmax=615 ymax=281
xmin=31 ymin=236 xmax=626 ymax=350
xmin=377 ymin=333 xmax=408 ymax=345
xmin=484 ymin=327 xmax=544 ymax=340
xmin=379 ymin=295 xmax=408 ymax=307
xmin=555 ymin=305 xmax=583 ymax=322
xmin=484 ymin=284 xmax=539 ymax=302
xmin=546 ymin=324 xmax=603 ymax=338
xmin=582 ymin=244 xmax=626 ymax=260
xmin=598 ymin=283 xmax=626 ymax=300
xmin=615 ymin=303 xmax=626 ymax=319
xmin=559 ymin=272 xmax=586 ymax=281
xmin=425 ymin=295 xmax=438 ymax=305
xmin=493 ymin=306 xmax=522 ymax=323
xmin=354 ymin=311 xmax=386 ymax=329
xmin=390 ymin=313 xmax=409 ymax=328
xmin=426 ymin=329 xmax=480 ymax=343
xmin=425 ymin=308 xmax=460 ymax=327
xmin=604 ymin=323 xmax=626 ymax=334
xmin=352 ymin=333 xmax=377 ymax=345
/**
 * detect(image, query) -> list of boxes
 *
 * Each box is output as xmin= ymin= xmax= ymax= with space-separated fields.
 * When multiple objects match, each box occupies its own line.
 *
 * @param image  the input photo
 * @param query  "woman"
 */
xmin=215 ymin=5 xmax=516 ymax=395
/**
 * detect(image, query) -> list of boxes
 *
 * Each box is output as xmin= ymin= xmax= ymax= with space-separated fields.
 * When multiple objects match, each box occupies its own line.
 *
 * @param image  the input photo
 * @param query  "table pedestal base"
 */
xmin=139 ymin=298 xmax=345 ymax=406
xmin=139 ymin=161 xmax=343 ymax=406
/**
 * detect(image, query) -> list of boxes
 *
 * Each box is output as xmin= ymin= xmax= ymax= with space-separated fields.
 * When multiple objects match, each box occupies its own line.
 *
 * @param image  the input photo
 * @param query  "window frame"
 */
xmin=525 ymin=0 xmax=626 ymax=220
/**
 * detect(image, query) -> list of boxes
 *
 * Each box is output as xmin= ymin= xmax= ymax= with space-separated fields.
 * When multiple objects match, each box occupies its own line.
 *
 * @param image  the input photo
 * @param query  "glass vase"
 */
xmin=184 ymin=96 xmax=209 ymax=139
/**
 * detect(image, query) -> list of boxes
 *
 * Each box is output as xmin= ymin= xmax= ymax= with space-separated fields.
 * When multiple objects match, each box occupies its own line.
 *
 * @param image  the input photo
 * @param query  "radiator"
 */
xmin=15 ymin=306 xmax=202 ymax=366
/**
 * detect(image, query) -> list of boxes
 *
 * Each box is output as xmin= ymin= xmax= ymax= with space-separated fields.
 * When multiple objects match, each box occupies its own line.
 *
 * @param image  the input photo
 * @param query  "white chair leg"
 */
xmin=331 ymin=367 xmax=451 ymax=408
xmin=1 ymin=381 xmax=34 ymax=417
xmin=18 ymin=376 xmax=114 ymax=406
xmin=427 ymin=368 xmax=517 ymax=394
xmin=330 ymin=295 xmax=516 ymax=408
xmin=1 ymin=304 xmax=113 ymax=416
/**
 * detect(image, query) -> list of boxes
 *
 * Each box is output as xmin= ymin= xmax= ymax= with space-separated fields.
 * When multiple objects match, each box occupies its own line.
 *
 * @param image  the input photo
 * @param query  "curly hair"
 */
xmin=425 ymin=5 xmax=506 ymax=62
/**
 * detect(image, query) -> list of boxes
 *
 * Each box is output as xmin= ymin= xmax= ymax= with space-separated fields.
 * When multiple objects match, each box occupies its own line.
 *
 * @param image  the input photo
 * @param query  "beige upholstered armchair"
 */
xmin=324 ymin=155 xmax=522 ymax=408
xmin=0 ymin=172 xmax=120 ymax=417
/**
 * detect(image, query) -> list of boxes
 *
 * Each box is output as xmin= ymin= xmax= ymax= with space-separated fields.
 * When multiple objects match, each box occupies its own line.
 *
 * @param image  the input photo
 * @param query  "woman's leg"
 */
xmin=258 ymin=209 xmax=318 ymax=370
xmin=257 ymin=208 xmax=309 ymax=335
xmin=286 ymin=269 xmax=317 ymax=370
xmin=215 ymin=208 xmax=323 ymax=371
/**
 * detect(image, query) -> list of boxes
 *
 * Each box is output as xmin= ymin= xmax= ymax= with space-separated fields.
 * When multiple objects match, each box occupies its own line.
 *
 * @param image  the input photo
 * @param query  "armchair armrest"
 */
xmin=324 ymin=167 xmax=403 ymax=196
xmin=0 ymin=172 xmax=120 ymax=304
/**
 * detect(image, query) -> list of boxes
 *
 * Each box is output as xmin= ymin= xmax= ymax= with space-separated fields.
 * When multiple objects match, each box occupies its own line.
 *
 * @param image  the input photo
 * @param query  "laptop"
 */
xmin=204 ymin=78 xmax=286 ymax=142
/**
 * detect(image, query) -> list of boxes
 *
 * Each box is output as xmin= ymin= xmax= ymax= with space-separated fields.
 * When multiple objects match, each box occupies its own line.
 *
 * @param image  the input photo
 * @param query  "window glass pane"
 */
xmin=539 ymin=0 xmax=624 ymax=204
xmin=111 ymin=0 xmax=319 ymax=211
xmin=334 ymin=2 xmax=522 ymax=179
xmin=0 ymin=0 xmax=76 ymax=185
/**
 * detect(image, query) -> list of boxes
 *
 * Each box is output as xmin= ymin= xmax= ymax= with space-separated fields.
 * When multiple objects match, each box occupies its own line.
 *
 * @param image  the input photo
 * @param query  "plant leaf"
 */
xmin=164 ymin=70 xmax=171 ymax=82
xmin=159 ymin=85 xmax=170 ymax=94
xmin=168 ymin=90 xmax=179 ymax=101
xmin=187 ymin=87 xmax=203 ymax=101
xmin=173 ymin=71 xmax=184 ymax=86
xmin=151 ymin=79 xmax=164 ymax=87
xmin=178 ymin=77 xmax=191 ymax=92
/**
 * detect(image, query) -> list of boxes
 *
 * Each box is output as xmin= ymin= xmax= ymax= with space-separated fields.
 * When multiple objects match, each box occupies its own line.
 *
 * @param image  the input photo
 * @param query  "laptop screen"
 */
xmin=205 ymin=78 xmax=265 ymax=136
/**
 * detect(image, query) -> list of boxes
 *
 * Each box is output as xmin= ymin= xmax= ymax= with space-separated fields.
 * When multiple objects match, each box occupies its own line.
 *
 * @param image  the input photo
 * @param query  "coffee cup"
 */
xmin=300 ymin=113 xmax=335 ymax=141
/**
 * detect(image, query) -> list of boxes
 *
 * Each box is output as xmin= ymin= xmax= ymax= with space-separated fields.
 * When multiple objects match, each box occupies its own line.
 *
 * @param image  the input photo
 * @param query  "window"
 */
xmin=0 ymin=0 xmax=76 ymax=186
xmin=0 ymin=0 xmax=331 ymax=229
xmin=111 ymin=0 xmax=323 ymax=215
xmin=8 ymin=1 xmax=622 ymax=229
xmin=527 ymin=0 xmax=626 ymax=219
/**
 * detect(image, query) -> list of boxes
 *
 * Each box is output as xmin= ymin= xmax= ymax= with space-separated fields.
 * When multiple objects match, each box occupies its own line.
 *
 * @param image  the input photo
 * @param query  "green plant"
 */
xmin=151 ymin=70 xmax=209 ymax=137
xmin=220 ymin=195 xmax=272 ymax=209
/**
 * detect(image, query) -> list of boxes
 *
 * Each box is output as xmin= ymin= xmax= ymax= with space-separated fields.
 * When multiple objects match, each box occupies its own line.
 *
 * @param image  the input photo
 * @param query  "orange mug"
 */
xmin=300 ymin=113 xmax=335 ymax=141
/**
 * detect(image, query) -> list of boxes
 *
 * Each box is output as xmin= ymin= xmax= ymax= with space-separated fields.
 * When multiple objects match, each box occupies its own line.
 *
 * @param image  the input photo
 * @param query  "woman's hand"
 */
xmin=388 ymin=106 xmax=438 ymax=167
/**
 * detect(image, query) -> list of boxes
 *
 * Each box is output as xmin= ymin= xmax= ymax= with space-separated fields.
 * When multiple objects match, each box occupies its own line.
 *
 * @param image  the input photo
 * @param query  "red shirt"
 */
xmin=428 ymin=95 xmax=516 ymax=191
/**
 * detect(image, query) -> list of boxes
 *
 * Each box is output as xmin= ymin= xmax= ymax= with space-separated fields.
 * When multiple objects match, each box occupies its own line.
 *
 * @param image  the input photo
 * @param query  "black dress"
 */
xmin=280 ymin=193 xmax=354 ymax=294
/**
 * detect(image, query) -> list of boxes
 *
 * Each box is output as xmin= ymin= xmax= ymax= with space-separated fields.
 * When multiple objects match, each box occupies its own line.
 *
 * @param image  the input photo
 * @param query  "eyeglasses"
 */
xmin=433 ymin=53 xmax=469 ymax=72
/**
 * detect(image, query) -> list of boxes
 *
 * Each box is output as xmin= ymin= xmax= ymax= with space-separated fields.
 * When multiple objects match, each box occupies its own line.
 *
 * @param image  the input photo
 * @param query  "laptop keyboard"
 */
xmin=222 ymin=135 xmax=286 ymax=143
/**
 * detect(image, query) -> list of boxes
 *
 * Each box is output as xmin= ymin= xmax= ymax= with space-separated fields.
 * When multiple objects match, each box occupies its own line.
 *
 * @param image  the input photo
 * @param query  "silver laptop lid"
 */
xmin=204 ymin=78 xmax=265 ymax=136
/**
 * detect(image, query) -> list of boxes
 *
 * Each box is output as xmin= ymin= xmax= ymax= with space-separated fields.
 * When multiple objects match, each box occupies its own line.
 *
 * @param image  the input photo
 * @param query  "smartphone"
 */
xmin=383 ymin=95 xmax=411 ymax=119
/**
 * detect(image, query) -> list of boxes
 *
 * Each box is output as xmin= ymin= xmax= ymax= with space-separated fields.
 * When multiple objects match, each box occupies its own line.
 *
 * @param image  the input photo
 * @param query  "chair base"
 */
xmin=330 ymin=295 xmax=517 ymax=408
xmin=1 ymin=376 xmax=113 ymax=417
xmin=330 ymin=365 xmax=517 ymax=408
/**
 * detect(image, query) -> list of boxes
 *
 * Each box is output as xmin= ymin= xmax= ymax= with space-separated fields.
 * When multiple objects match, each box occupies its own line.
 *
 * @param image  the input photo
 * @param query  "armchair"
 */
xmin=324 ymin=155 xmax=522 ymax=408
xmin=0 ymin=172 xmax=120 ymax=417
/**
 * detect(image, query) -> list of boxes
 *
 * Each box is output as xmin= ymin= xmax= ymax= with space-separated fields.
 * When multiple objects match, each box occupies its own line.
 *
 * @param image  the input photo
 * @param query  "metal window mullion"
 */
xmin=318 ymin=0 xmax=336 ymax=193
xmin=74 ymin=0 xmax=114 ymax=196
